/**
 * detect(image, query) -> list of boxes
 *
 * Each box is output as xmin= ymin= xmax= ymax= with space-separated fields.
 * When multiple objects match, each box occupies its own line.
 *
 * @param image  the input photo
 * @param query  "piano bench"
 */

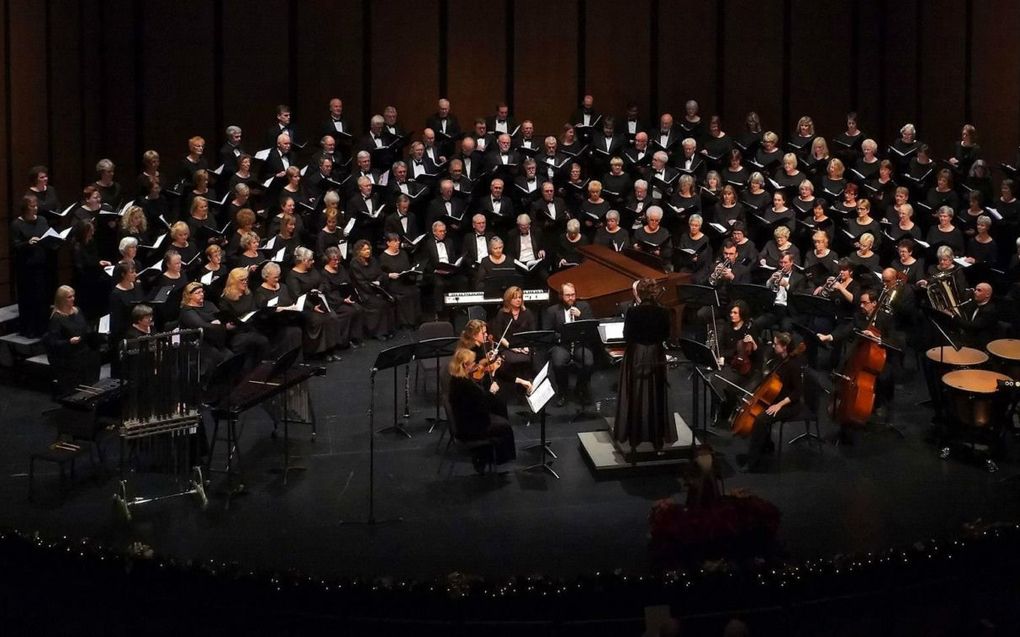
xmin=29 ymin=442 xmax=89 ymax=502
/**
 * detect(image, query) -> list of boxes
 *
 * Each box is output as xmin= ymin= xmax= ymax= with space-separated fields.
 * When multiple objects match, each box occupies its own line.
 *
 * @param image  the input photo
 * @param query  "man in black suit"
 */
xmin=570 ymin=94 xmax=601 ymax=143
xmin=486 ymin=103 xmax=519 ymax=138
xmin=696 ymin=240 xmax=752 ymax=324
xmin=446 ymin=160 xmax=474 ymax=201
xmin=623 ymin=131 xmax=652 ymax=179
xmin=262 ymin=133 xmax=295 ymax=181
xmin=537 ymin=136 xmax=569 ymax=186
xmin=757 ymin=252 xmax=807 ymax=333
xmin=358 ymin=115 xmax=397 ymax=171
xmin=348 ymin=151 xmax=381 ymax=199
xmin=544 ymin=282 xmax=597 ymax=406
xmin=513 ymin=119 xmax=540 ymax=156
xmin=454 ymin=136 xmax=482 ymax=183
xmin=385 ymin=161 xmax=426 ymax=208
xmin=421 ymin=128 xmax=447 ymax=168
xmin=479 ymin=178 xmax=516 ymax=233
xmin=425 ymin=179 xmax=468 ymax=238
xmin=675 ymin=137 xmax=707 ymax=182
xmin=513 ymin=158 xmax=542 ymax=210
xmin=651 ymin=113 xmax=682 ymax=158
xmin=530 ymin=181 xmax=569 ymax=234
xmin=407 ymin=141 xmax=440 ymax=181
xmin=265 ymin=104 xmax=298 ymax=150
xmin=303 ymin=156 xmax=337 ymax=205
xmin=590 ymin=116 xmax=626 ymax=177
xmin=347 ymin=176 xmax=385 ymax=246
xmin=384 ymin=194 xmax=421 ymax=244
xmin=648 ymin=151 xmax=680 ymax=202
xmin=311 ymin=135 xmax=349 ymax=180
xmin=622 ymin=103 xmax=647 ymax=145
xmin=506 ymin=214 xmax=548 ymax=289
xmin=461 ymin=213 xmax=496 ymax=269
xmin=321 ymin=97 xmax=352 ymax=143
xmin=484 ymin=133 xmax=520 ymax=178
xmin=953 ymin=282 xmax=998 ymax=349
xmin=219 ymin=125 xmax=245 ymax=177
xmin=416 ymin=220 xmax=464 ymax=319
xmin=382 ymin=105 xmax=407 ymax=139
xmin=468 ymin=118 xmax=495 ymax=155
xmin=424 ymin=98 xmax=460 ymax=156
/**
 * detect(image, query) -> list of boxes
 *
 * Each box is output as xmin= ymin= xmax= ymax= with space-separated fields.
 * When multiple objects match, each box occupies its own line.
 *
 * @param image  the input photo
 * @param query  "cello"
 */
xmin=830 ymin=304 xmax=888 ymax=428
xmin=730 ymin=341 xmax=806 ymax=437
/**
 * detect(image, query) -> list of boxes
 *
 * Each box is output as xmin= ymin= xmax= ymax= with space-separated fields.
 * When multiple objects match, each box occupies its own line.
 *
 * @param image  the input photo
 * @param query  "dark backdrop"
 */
xmin=2 ymin=0 xmax=1019 ymax=304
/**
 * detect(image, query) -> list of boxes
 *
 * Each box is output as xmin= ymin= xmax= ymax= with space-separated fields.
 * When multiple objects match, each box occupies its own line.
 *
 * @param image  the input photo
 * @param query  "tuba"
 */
xmin=926 ymin=269 xmax=963 ymax=317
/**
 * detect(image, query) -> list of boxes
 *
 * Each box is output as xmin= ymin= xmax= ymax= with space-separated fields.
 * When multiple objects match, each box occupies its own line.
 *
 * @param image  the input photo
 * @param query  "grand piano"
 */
xmin=547 ymin=244 xmax=691 ymax=335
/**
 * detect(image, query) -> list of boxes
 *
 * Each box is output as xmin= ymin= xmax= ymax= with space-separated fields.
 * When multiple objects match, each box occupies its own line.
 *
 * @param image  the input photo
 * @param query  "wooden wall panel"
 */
xmin=658 ymin=0 xmax=717 ymax=123
xmin=882 ymin=0 xmax=919 ymax=146
xmin=8 ymin=0 xmax=50 ymax=193
xmin=0 ymin=0 xmax=9 ymax=303
xmin=222 ymin=0 xmax=290 ymax=153
xmin=296 ymin=0 xmax=363 ymax=142
xmin=141 ymin=2 xmax=215 ymax=163
xmin=790 ymin=0 xmax=853 ymax=137
xmin=855 ymin=0 xmax=883 ymax=142
xmin=48 ymin=0 xmax=83 ymax=193
xmin=370 ymin=1 xmax=439 ymax=133
xmin=722 ymin=0 xmax=783 ymax=138
xmin=100 ymin=0 xmax=137 ymax=179
xmin=514 ymin=0 xmax=578 ymax=137
xmin=586 ymin=0 xmax=650 ymax=124
xmin=971 ymin=0 xmax=1020 ymax=165
xmin=448 ymin=0 xmax=506 ymax=127
xmin=921 ymin=0 xmax=966 ymax=159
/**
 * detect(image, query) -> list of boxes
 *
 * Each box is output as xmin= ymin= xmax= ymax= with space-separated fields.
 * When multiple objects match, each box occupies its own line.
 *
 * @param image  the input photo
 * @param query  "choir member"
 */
xmin=286 ymin=246 xmax=346 ymax=359
xmin=108 ymin=262 xmax=146 ymax=345
xmin=11 ymin=195 xmax=57 ymax=337
xmin=349 ymin=239 xmax=397 ymax=339
xmin=45 ymin=285 xmax=100 ymax=396
xmin=94 ymin=159 xmax=123 ymax=209
xmin=594 ymin=209 xmax=629 ymax=252
xmin=379 ymin=232 xmax=422 ymax=328
xmin=555 ymin=219 xmax=590 ymax=270
xmin=925 ymin=206 xmax=966 ymax=256
xmin=26 ymin=165 xmax=60 ymax=216
xmin=474 ymin=236 xmax=519 ymax=294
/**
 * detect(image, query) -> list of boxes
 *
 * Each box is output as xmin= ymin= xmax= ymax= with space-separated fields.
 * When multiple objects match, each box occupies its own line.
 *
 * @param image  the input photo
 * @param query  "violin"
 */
xmin=470 ymin=320 xmax=514 ymax=381
xmin=728 ymin=322 xmax=754 ymax=376
xmin=730 ymin=341 xmax=806 ymax=437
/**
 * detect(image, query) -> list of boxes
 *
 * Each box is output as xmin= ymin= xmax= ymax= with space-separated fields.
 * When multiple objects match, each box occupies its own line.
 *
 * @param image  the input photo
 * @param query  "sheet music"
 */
xmin=98 ymin=314 xmax=110 ymax=335
xmin=200 ymin=270 xmax=215 ymax=285
xmin=532 ymin=361 xmax=550 ymax=389
xmin=526 ymin=378 xmax=555 ymax=413
xmin=255 ymin=148 xmax=271 ymax=161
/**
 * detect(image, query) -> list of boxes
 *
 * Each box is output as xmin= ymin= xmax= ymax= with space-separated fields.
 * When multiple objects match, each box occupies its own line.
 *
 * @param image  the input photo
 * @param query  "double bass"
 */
xmin=830 ymin=305 xmax=888 ymax=428
xmin=730 ymin=342 xmax=806 ymax=437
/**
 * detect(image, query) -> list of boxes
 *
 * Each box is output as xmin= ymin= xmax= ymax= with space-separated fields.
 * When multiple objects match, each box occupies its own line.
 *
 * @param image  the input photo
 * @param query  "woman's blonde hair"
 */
xmin=448 ymin=347 xmax=477 ymax=378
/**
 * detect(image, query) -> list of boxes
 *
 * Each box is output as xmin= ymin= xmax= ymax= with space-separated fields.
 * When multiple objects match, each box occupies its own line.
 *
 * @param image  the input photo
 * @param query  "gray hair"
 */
xmin=566 ymin=219 xmax=581 ymax=234
xmin=294 ymin=246 xmax=314 ymax=263
xmin=516 ymin=213 xmax=532 ymax=226
xmin=323 ymin=190 xmax=340 ymax=207
xmin=488 ymin=236 xmax=504 ymax=250
xmin=234 ymin=183 xmax=250 ymax=197
xmin=261 ymin=261 xmax=281 ymax=278
xmin=977 ymin=214 xmax=992 ymax=227
xmin=225 ymin=125 xmax=242 ymax=137
xmin=647 ymin=206 xmax=664 ymax=221
xmin=900 ymin=123 xmax=916 ymax=136
xmin=605 ymin=209 xmax=620 ymax=222
xmin=936 ymin=245 xmax=954 ymax=260
xmin=370 ymin=115 xmax=385 ymax=126
xmin=118 ymin=237 xmax=138 ymax=253
xmin=634 ymin=179 xmax=648 ymax=190
xmin=95 ymin=158 xmax=114 ymax=173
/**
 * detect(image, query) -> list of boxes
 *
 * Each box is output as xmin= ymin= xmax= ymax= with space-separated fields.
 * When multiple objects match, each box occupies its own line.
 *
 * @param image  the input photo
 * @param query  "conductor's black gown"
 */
xmin=614 ymin=302 xmax=676 ymax=451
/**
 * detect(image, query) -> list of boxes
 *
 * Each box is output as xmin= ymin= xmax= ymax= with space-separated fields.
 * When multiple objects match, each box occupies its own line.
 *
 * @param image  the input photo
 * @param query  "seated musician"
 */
xmin=917 ymin=245 xmax=968 ymax=298
xmin=819 ymin=287 xmax=902 ymax=436
xmin=738 ymin=331 xmax=805 ymax=473
xmin=489 ymin=287 xmax=538 ymax=395
xmin=447 ymin=347 xmax=519 ymax=474
xmin=695 ymin=240 xmax=750 ymax=326
xmin=457 ymin=319 xmax=534 ymax=401
xmin=544 ymin=283 xmax=596 ymax=407
xmin=710 ymin=300 xmax=759 ymax=427
xmin=952 ymin=282 xmax=997 ymax=349
xmin=815 ymin=259 xmax=859 ymax=316
xmin=757 ymin=252 xmax=806 ymax=333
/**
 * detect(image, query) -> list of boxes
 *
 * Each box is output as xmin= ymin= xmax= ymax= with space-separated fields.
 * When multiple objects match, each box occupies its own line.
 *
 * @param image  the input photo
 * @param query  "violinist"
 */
xmin=446 ymin=347 xmax=518 ymax=474
xmin=737 ymin=332 xmax=804 ymax=473
xmin=457 ymin=319 xmax=533 ymax=398
xmin=544 ymin=283 xmax=595 ymax=407
xmin=710 ymin=300 xmax=759 ymax=427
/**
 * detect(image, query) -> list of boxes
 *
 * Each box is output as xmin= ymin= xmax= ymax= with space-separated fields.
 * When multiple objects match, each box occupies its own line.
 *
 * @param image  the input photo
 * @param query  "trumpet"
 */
xmin=818 ymin=276 xmax=838 ymax=299
xmin=766 ymin=270 xmax=783 ymax=291
xmin=709 ymin=258 xmax=734 ymax=286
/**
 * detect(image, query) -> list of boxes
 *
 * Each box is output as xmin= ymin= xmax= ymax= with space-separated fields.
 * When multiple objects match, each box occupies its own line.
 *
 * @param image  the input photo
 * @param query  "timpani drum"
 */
xmin=941 ymin=369 xmax=1011 ymax=428
xmin=926 ymin=346 xmax=989 ymax=369
xmin=986 ymin=339 xmax=1020 ymax=380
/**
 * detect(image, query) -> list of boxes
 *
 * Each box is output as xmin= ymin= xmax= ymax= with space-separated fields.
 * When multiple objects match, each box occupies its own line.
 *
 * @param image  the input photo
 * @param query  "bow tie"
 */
xmin=414 ymin=160 xmax=422 ymax=164
xmin=493 ymin=198 xmax=501 ymax=202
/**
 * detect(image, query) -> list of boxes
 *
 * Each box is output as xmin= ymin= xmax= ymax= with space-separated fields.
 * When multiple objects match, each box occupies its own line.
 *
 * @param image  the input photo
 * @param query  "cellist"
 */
xmin=737 ymin=332 xmax=805 ymax=473
xmin=710 ymin=300 xmax=760 ymax=427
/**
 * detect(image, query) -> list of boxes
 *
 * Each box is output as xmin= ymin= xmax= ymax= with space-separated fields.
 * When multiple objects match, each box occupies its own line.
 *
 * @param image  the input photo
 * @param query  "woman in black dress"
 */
xmin=349 ymin=239 xmax=396 ymax=340
xmin=593 ymin=210 xmax=629 ymax=252
xmin=119 ymin=205 xmax=150 ymax=247
xmin=94 ymin=158 xmax=124 ymax=210
xmin=474 ymin=236 xmax=521 ymax=293
xmin=108 ymin=262 xmax=147 ymax=347
xmin=926 ymin=206 xmax=966 ymax=256
xmin=319 ymin=246 xmax=365 ymax=346
xmin=46 ymin=286 xmax=100 ymax=396
xmin=153 ymin=249 xmax=189 ymax=327
xmin=615 ymin=278 xmax=676 ymax=455
xmin=11 ymin=195 xmax=58 ymax=337
xmin=379 ymin=233 xmax=421 ymax=328
xmin=26 ymin=165 xmax=61 ymax=216
xmin=285 ymin=246 xmax=344 ymax=359
xmin=555 ymin=219 xmax=590 ymax=271
xmin=231 ymin=231 xmax=264 ymax=275
xmin=70 ymin=221 xmax=113 ymax=322
xmin=489 ymin=286 xmax=538 ymax=381
xmin=221 ymin=266 xmax=301 ymax=359
xmin=965 ymin=215 xmax=998 ymax=266
xmin=447 ymin=347 xmax=518 ymax=473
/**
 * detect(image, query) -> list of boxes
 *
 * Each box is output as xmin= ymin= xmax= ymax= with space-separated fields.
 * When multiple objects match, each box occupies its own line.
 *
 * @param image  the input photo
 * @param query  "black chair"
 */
xmin=775 ymin=407 xmax=823 ymax=472
xmin=437 ymin=389 xmax=495 ymax=477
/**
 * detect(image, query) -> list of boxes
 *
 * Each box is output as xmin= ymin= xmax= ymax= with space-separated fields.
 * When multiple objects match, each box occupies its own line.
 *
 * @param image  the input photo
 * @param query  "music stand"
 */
xmin=340 ymin=351 xmax=406 ymax=527
xmin=414 ymin=336 xmax=460 ymax=433
xmin=266 ymin=346 xmax=308 ymax=485
xmin=920 ymin=307 xmax=962 ymax=411
xmin=522 ymin=368 xmax=558 ymax=478
xmin=678 ymin=338 xmax=724 ymax=439
xmin=373 ymin=343 xmax=416 ymax=438
xmin=508 ymin=330 xmax=558 ymax=428
xmin=558 ymin=320 xmax=603 ymax=422
xmin=789 ymin=292 xmax=837 ymax=318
